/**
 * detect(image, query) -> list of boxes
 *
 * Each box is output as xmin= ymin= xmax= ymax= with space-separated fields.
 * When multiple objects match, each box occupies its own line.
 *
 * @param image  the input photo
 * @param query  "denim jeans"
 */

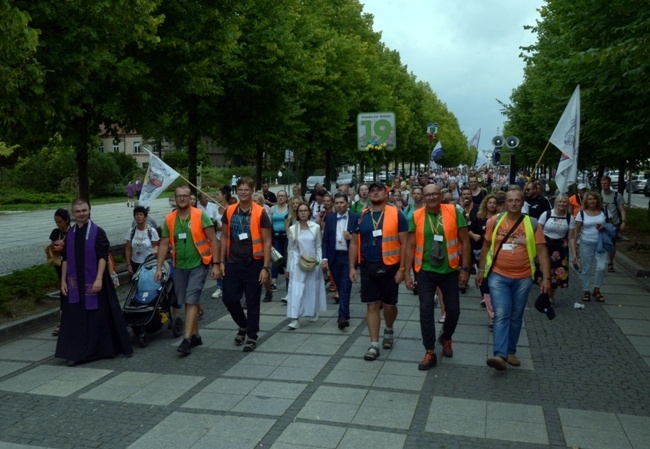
xmin=415 ymin=270 xmax=460 ymax=349
xmin=488 ymin=273 xmax=533 ymax=358
xmin=579 ymin=239 xmax=607 ymax=291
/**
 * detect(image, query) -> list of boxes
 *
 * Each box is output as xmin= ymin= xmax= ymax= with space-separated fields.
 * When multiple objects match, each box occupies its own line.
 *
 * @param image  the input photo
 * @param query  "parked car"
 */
xmin=629 ymin=174 xmax=648 ymax=193
xmin=364 ymin=172 xmax=375 ymax=182
xmin=306 ymin=175 xmax=326 ymax=193
xmin=336 ymin=172 xmax=356 ymax=188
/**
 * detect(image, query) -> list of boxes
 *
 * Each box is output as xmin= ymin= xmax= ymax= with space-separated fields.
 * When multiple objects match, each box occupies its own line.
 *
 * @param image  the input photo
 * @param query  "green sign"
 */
xmin=357 ymin=112 xmax=396 ymax=151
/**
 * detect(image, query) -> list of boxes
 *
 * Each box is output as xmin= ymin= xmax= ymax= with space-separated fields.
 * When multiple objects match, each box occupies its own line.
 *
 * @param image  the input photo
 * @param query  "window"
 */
xmin=133 ymin=141 xmax=142 ymax=154
xmin=113 ymin=145 xmax=120 ymax=153
xmin=97 ymin=145 xmax=104 ymax=153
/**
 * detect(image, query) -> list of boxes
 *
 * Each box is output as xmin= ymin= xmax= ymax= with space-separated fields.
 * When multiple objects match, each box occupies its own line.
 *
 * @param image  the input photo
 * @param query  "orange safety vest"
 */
xmin=225 ymin=202 xmax=265 ymax=259
xmin=569 ymin=194 xmax=582 ymax=218
xmin=357 ymin=205 xmax=401 ymax=265
xmin=166 ymin=207 xmax=212 ymax=266
xmin=412 ymin=204 xmax=461 ymax=272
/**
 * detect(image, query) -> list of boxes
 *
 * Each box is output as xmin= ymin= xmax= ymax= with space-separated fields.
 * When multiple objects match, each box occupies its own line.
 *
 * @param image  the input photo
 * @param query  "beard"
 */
xmin=370 ymin=197 xmax=385 ymax=206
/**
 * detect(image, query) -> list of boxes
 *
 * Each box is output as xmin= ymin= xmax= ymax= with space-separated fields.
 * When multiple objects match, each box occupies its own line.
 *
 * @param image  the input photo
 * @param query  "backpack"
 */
xmin=542 ymin=210 xmax=571 ymax=227
xmin=130 ymin=225 xmax=153 ymax=242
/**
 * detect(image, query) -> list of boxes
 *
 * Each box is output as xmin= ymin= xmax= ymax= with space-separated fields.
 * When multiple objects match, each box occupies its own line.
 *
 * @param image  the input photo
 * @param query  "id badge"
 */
xmin=178 ymin=233 xmax=187 ymax=240
xmin=434 ymin=234 xmax=444 ymax=242
xmin=502 ymin=243 xmax=515 ymax=251
xmin=238 ymin=232 xmax=249 ymax=240
xmin=372 ymin=229 xmax=383 ymax=238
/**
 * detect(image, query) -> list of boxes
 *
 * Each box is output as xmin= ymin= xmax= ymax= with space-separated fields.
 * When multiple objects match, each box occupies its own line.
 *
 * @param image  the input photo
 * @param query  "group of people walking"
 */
xmin=47 ymin=169 xmax=625 ymax=373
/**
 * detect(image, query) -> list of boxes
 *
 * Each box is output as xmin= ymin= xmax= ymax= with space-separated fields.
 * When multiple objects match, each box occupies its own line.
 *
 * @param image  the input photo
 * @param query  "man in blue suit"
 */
xmin=321 ymin=193 xmax=359 ymax=329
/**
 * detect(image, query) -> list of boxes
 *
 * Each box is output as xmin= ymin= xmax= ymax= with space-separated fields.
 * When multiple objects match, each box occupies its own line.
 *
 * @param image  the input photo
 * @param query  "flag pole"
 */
xmin=178 ymin=174 xmax=219 ymax=203
xmin=532 ymin=141 xmax=552 ymax=178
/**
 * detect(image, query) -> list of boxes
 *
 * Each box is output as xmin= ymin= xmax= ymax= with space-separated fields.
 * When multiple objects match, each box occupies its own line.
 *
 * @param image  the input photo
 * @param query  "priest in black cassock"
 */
xmin=56 ymin=198 xmax=133 ymax=366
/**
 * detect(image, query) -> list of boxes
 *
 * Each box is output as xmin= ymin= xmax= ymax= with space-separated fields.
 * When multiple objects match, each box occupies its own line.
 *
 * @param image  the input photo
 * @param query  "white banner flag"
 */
xmin=551 ymin=85 xmax=580 ymax=195
xmin=430 ymin=142 xmax=442 ymax=170
xmin=474 ymin=150 xmax=488 ymax=169
xmin=468 ymin=128 xmax=481 ymax=148
xmin=138 ymin=149 xmax=181 ymax=208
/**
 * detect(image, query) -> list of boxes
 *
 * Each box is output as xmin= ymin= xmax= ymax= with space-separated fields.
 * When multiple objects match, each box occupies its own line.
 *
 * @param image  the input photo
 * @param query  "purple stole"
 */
xmin=66 ymin=221 xmax=99 ymax=310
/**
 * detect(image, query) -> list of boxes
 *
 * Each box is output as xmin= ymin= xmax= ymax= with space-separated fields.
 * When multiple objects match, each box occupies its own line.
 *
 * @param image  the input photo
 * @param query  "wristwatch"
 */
xmin=461 ymin=266 xmax=471 ymax=272
xmin=212 ymin=261 xmax=221 ymax=266
xmin=263 ymin=266 xmax=271 ymax=272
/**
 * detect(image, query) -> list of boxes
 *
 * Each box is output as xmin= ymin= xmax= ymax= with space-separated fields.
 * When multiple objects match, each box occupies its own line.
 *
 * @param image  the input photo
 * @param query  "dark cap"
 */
xmin=535 ymin=293 xmax=556 ymax=320
xmin=497 ymin=195 xmax=506 ymax=204
xmin=368 ymin=181 xmax=386 ymax=190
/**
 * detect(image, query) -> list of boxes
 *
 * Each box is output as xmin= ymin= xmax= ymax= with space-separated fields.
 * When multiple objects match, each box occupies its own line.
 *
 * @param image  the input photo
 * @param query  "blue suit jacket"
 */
xmin=322 ymin=211 xmax=359 ymax=262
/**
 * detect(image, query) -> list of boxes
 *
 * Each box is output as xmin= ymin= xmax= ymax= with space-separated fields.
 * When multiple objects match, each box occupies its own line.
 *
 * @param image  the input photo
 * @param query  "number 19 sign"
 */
xmin=357 ymin=112 xmax=396 ymax=151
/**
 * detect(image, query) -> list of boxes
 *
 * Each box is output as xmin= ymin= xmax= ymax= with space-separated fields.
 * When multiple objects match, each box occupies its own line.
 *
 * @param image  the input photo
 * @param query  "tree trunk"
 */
xmin=255 ymin=142 xmax=264 ymax=190
xmin=325 ymin=146 xmax=332 ymax=189
xmin=187 ymin=129 xmax=199 ymax=194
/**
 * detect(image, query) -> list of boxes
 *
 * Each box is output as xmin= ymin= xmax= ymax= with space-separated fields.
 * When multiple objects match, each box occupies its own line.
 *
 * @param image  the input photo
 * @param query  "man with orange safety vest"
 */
xmin=218 ymin=177 xmax=272 ymax=353
xmin=349 ymin=181 xmax=408 ymax=361
xmin=403 ymin=184 xmax=471 ymax=370
xmin=155 ymin=186 xmax=219 ymax=355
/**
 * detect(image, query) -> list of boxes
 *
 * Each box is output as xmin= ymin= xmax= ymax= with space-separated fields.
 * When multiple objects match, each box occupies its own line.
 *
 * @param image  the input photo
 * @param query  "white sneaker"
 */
xmin=309 ymin=313 xmax=319 ymax=322
xmin=212 ymin=289 xmax=222 ymax=299
xmin=288 ymin=319 xmax=299 ymax=330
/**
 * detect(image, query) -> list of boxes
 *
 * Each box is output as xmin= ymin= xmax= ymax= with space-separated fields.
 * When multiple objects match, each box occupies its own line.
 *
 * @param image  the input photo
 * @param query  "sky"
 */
xmin=361 ymin=0 xmax=545 ymax=151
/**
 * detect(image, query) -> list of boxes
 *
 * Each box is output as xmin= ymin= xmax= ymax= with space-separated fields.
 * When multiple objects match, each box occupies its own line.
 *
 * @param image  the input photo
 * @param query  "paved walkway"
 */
xmin=0 ymin=256 xmax=649 ymax=448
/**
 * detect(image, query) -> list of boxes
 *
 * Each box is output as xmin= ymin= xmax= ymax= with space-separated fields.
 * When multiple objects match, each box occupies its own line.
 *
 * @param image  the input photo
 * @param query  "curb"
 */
xmin=616 ymin=250 xmax=650 ymax=292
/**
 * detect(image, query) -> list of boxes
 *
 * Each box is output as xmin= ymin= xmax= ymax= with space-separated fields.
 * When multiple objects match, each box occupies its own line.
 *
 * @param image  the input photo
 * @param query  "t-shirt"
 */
xmin=161 ymin=210 xmax=214 ymax=269
xmin=353 ymin=206 xmax=408 ymax=262
xmin=198 ymin=202 xmax=219 ymax=221
xmin=575 ymin=210 xmax=607 ymax=243
xmin=222 ymin=206 xmax=272 ymax=263
xmin=484 ymin=215 xmax=546 ymax=279
xmin=263 ymin=190 xmax=277 ymax=205
xmin=271 ymin=205 xmax=288 ymax=233
xmin=600 ymin=190 xmax=624 ymax=224
xmin=408 ymin=208 xmax=467 ymax=274
xmin=539 ymin=210 xmax=575 ymax=240
xmin=350 ymin=200 xmax=369 ymax=213
xmin=125 ymin=225 xmax=160 ymax=264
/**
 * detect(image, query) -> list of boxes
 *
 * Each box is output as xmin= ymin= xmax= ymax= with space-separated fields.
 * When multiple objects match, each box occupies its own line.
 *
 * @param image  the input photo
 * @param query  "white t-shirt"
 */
xmin=575 ymin=211 xmax=606 ymax=243
xmin=539 ymin=210 xmax=575 ymax=240
xmin=125 ymin=226 xmax=160 ymax=264
xmin=198 ymin=202 xmax=219 ymax=220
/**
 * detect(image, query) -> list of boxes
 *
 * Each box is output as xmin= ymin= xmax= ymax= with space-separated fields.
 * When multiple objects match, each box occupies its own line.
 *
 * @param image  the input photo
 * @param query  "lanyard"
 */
xmin=371 ymin=209 xmax=385 ymax=231
xmin=426 ymin=212 xmax=443 ymax=235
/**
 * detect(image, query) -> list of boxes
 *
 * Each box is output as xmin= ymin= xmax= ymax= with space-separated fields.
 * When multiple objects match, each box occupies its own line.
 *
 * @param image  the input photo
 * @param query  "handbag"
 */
xmin=294 ymin=223 xmax=318 ymax=272
xmin=271 ymin=247 xmax=284 ymax=266
xmin=482 ymin=214 xmax=525 ymax=293
xmin=45 ymin=245 xmax=61 ymax=267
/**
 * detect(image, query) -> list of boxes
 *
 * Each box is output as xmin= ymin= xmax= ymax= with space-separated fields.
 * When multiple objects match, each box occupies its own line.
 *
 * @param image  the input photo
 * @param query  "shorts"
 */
xmin=173 ymin=264 xmax=209 ymax=305
xmin=360 ymin=262 xmax=399 ymax=306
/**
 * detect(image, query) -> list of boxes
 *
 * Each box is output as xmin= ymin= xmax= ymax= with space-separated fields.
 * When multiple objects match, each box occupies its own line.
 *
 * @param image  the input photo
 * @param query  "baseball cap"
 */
xmin=497 ymin=195 xmax=506 ymax=204
xmin=577 ymin=183 xmax=587 ymax=190
xmin=535 ymin=293 xmax=556 ymax=320
xmin=368 ymin=181 xmax=386 ymax=190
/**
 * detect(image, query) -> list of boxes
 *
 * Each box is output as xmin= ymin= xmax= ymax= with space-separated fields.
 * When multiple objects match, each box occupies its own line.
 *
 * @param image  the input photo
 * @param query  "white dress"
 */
xmin=286 ymin=223 xmax=327 ymax=319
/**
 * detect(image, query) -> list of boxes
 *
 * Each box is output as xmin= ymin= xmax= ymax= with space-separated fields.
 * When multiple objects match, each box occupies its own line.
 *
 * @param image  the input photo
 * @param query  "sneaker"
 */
xmin=382 ymin=329 xmax=394 ymax=349
xmin=337 ymin=318 xmax=349 ymax=330
xmin=211 ymin=289 xmax=222 ymax=299
xmin=507 ymin=354 xmax=521 ymax=366
xmin=243 ymin=340 xmax=256 ymax=352
xmin=364 ymin=346 xmax=380 ymax=361
xmin=309 ymin=313 xmax=319 ymax=322
xmin=177 ymin=338 xmax=192 ymax=354
xmin=438 ymin=335 xmax=453 ymax=358
xmin=263 ymin=291 xmax=273 ymax=303
xmin=288 ymin=319 xmax=299 ymax=330
xmin=270 ymin=283 xmax=277 ymax=291
xmin=281 ymin=296 xmax=288 ymax=304
xmin=190 ymin=334 xmax=203 ymax=347
xmin=418 ymin=350 xmax=437 ymax=370
xmin=486 ymin=356 xmax=507 ymax=371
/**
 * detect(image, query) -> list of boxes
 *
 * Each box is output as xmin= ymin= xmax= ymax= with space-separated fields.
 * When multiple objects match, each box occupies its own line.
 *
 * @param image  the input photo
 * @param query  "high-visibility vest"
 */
xmin=166 ymin=207 xmax=212 ymax=266
xmin=484 ymin=212 xmax=537 ymax=279
xmin=225 ymin=202 xmax=265 ymax=259
xmin=412 ymin=204 xmax=461 ymax=272
xmin=357 ymin=205 xmax=401 ymax=265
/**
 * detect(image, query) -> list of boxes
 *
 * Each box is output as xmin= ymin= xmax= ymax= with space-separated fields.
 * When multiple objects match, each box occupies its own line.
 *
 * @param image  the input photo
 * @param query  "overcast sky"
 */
xmin=361 ymin=0 xmax=544 ymax=150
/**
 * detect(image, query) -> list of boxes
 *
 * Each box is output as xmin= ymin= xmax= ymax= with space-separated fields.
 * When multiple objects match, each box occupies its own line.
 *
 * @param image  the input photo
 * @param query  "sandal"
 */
xmin=593 ymin=290 xmax=606 ymax=303
xmin=243 ymin=340 xmax=257 ymax=352
xmin=581 ymin=291 xmax=591 ymax=302
xmin=52 ymin=325 xmax=60 ymax=336
xmin=607 ymin=264 xmax=615 ymax=273
xmin=234 ymin=328 xmax=246 ymax=346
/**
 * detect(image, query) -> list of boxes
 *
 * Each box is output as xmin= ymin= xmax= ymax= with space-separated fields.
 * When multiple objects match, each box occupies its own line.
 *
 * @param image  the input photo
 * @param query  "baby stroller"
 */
xmin=122 ymin=254 xmax=183 ymax=347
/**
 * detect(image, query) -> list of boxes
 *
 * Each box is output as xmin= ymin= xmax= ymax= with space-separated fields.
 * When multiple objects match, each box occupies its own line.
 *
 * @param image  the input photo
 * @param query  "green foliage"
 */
xmin=627 ymin=208 xmax=650 ymax=232
xmin=108 ymin=152 xmax=142 ymax=184
xmin=0 ymin=187 xmax=71 ymax=206
xmin=0 ymin=265 xmax=60 ymax=315
xmin=163 ymin=151 xmax=189 ymax=170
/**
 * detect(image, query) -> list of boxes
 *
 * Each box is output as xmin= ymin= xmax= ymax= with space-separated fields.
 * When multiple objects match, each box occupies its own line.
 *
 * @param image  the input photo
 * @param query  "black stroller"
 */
xmin=122 ymin=255 xmax=183 ymax=347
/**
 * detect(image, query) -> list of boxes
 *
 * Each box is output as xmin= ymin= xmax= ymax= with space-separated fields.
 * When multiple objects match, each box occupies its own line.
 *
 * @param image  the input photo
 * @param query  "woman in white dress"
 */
xmin=286 ymin=202 xmax=327 ymax=329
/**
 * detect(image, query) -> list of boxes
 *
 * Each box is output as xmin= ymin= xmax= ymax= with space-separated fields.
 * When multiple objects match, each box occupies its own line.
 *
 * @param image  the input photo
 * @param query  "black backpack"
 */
xmin=130 ymin=225 xmax=153 ymax=242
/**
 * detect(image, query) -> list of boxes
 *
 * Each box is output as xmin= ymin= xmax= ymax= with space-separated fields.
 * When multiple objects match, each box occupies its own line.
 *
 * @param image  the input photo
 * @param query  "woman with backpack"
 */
xmin=125 ymin=206 xmax=160 ymax=275
xmin=536 ymin=194 xmax=577 ymax=303
xmin=575 ymin=191 xmax=608 ymax=302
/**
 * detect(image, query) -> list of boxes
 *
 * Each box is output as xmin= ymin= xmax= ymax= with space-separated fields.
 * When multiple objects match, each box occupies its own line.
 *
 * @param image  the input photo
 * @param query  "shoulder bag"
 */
xmin=481 ymin=214 xmax=525 ymax=294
